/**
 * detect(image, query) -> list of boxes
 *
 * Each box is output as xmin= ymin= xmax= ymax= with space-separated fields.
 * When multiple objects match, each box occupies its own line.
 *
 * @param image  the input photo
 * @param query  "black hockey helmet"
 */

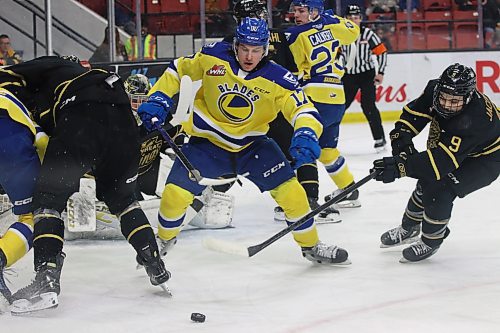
xmin=432 ymin=63 xmax=476 ymax=118
xmin=233 ymin=0 xmax=268 ymax=23
xmin=345 ymin=5 xmax=361 ymax=17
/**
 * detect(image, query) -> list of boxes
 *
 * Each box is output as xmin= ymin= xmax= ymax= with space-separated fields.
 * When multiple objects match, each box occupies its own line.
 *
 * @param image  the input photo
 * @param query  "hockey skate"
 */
xmin=274 ymin=206 xmax=285 ymax=223
xmin=324 ymin=185 xmax=361 ymax=209
xmin=301 ymin=241 xmax=350 ymax=265
xmin=374 ymin=138 xmax=387 ymax=153
xmin=136 ymin=243 xmax=172 ymax=296
xmin=309 ymin=198 xmax=341 ymax=224
xmin=400 ymin=239 xmax=440 ymax=263
xmin=10 ymin=252 xmax=65 ymax=315
xmin=380 ymin=224 xmax=420 ymax=248
xmin=0 ymin=250 xmax=12 ymax=312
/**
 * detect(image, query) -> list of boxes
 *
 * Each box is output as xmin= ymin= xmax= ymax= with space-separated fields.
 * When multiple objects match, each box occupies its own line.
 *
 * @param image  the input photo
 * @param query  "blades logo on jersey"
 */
xmin=217 ymin=92 xmax=254 ymax=123
xmin=207 ymin=65 xmax=226 ymax=76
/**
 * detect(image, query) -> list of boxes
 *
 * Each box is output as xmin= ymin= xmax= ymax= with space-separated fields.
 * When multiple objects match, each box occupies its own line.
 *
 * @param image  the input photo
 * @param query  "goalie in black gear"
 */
xmin=0 ymin=56 xmax=171 ymax=314
xmin=372 ymin=63 xmax=499 ymax=262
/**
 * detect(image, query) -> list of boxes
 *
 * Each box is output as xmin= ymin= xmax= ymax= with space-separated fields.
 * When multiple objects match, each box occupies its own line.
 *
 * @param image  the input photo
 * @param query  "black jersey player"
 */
xmin=0 ymin=56 xmax=170 ymax=313
xmin=372 ymin=63 xmax=499 ymax=262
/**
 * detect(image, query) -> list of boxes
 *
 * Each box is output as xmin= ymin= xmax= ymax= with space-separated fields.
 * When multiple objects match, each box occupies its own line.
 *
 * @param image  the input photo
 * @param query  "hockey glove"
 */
xmin=371 ymin=154 xmax=408 ymax=183
xmin=289 ymin=127 xmax=321 ymax=170
xmin=390 ymin=128 xmax=416 ymax=156
xmin=137 ymin=91 xmax=174 ymax=132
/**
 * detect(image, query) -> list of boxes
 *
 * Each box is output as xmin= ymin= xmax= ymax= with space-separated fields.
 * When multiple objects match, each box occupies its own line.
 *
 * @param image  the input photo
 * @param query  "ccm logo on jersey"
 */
xmin=60 ymin=95 xmax=76 ymax=108
xmin=14 ymin=197 xmax=33 ymax=206
xmin=207 ymin=65 xmax=226 ymax=76
xmin=263 ymin=162 xmax=286 ymax=178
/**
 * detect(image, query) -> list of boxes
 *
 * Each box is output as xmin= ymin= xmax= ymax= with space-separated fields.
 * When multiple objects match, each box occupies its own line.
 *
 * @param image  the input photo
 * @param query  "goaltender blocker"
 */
xmin=138 ymin=18 xmax=350 ymax=266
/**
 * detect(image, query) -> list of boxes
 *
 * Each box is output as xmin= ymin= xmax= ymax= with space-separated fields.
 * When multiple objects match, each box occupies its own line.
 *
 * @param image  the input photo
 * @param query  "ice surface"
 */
xmin=2 ymin=123 xmax=499 ymax=333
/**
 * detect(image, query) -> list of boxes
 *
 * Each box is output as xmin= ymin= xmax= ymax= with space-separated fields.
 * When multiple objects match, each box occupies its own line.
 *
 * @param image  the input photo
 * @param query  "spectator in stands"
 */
xmin=482 ymin=0 xmax=499 ymax=48
xmin=125 ymin=25 xmax=156 ymax=61
xmin=366 ymin=0 xmax=398 ymax=15
xmin=454 ymin=0 xmax=475 ymax=10
xmin=0 ymin=34 xmax=22 ymax=66
xmin=399 ymin=0 xmax=420 ymax=12
xmin=89 ymin=27 xmax=128 ymax=63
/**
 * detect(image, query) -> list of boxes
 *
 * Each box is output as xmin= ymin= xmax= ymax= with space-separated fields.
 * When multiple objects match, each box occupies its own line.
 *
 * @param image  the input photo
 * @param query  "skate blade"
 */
xmin=333 ymin=200 xmax=361 ymax=209
xmin=159 ymin=283 xmax=173 ymax=297
xmin=10 ymin=292 xmax=58 ymax=315
xmin=315 ymin=215 xmax=342 ymax=224
xmin=310 ymin=259 xmax=352 ymax=267
xmin=379 ymin=236 xmax=419 ymax=248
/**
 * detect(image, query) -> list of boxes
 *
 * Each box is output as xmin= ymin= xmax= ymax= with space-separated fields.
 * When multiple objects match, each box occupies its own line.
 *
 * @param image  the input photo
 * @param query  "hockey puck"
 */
xmin=191 ymin=312 xmax=206 ymax=323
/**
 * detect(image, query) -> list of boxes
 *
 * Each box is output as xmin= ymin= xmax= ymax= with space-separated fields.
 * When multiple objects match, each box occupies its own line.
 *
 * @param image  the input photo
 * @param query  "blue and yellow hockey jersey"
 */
xmin=0 ymin=88 xmax=48 ymax=160
xmin=149 ymin=42 xmax=322 ymax=152
xmin=286 ymin=14 xmax=360 ymax=104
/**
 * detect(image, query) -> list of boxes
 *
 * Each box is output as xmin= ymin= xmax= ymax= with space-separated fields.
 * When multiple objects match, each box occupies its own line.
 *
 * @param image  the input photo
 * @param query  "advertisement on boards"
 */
xmin=349 ymin=51 xmax=500 ymax=114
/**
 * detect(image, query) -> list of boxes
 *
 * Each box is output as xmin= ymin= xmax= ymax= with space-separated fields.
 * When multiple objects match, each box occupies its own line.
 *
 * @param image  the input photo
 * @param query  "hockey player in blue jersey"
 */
xmin=286 ymin=0 xmax=363 ymax=209
xmin=137 ymin=18 xmax=350 ymax=267
xmin=0 ymin=88 xmax=48 ymax=306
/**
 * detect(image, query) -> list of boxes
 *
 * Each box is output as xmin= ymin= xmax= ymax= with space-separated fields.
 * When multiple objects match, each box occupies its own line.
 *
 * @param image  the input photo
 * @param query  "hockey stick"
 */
xmin=203 ymin=169 xmax=381 ymax=257
xmin=170 ymin=75 xmax=193 ymax=126
xmin=151 ymin=119 xmax=239 ymax=186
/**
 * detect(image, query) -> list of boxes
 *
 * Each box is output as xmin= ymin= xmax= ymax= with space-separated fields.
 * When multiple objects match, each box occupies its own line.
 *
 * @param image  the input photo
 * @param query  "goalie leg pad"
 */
xmin=188 ymin=187 xmax=234 ymax=229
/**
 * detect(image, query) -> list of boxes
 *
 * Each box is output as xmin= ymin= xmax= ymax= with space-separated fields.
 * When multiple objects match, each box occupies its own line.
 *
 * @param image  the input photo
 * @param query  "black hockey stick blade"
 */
xmin=151 ymin=119 xmax=238 ymax=186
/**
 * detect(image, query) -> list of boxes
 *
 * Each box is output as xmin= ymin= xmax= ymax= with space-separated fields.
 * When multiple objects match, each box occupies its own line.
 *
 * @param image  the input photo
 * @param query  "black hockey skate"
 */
xmin=273 ymin=206 xmax=285 ymax=223
xmin=308 ymin=198 xmax=341 ymax=224
xmin=374 ymin=138 xmax=387 ymax=153
xmin=400 ymin=239 xmax=440 ymax=263
xmin=324 ymin=186 xmax=361 ymax=209
xmin=136 ymin=243 xmax=172 ymax=295
xmin=11 ymin=252 xmax=65 ymax=315
xmin=380 ymin=224 xmax=420 ymax=248
xmin=0 ymin=250 xmax=12 ymax=305
xmin=301 ymin=241 xmax=350 ymax=265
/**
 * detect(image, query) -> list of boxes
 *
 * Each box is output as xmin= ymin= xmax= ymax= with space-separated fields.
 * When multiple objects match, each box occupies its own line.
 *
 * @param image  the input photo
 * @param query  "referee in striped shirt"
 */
xmin=342 ymin=5 xmax=388 ymax=152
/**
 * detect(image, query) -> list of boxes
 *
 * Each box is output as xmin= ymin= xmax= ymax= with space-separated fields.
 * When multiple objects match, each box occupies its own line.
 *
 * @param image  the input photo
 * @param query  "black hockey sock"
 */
xmin=120 ymin=208 xmax=157 ymax=253
xmin=297 ymin=163 xmax=319 ymax=200
xmin=401 ymin=188 xmax=424 ymax=229
xmin=33 ymin=216 xmax=65 ymax=269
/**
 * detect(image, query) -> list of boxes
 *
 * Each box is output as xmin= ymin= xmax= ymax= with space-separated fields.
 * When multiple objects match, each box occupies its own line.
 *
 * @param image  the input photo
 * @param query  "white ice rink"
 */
xmin=2 ymin=123 xmax=499 ymax=333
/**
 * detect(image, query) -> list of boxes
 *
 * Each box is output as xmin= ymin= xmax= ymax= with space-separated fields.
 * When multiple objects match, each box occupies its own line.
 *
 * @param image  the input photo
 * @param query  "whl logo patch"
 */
xmin=207 ymin=65 xmax=226 ymax=76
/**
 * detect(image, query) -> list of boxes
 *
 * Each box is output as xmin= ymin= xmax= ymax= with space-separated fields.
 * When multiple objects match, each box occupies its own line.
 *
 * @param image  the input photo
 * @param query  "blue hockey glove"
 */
xmin=371 ymin=154 xmax=408 ymax=183
xmin=289 ymin=127 xmax=321 ymax=169
xmin=137 ymin=91 xmax=174 ymax=132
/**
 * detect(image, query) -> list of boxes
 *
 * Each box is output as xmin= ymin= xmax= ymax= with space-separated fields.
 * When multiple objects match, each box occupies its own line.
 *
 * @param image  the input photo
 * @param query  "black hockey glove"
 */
xmin=371 ymin=154 xmax=408 ymax=183
xmin=390 ymin=129 xmax=416 ymax=156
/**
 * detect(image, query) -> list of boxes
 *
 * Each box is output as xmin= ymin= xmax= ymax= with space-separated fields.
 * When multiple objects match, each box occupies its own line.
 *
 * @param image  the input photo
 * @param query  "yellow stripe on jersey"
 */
xmin=150 ymin=42 xmax=322 ymax=152
xmin=438 ymin=142 xmax=459 ymax=169
xmin=403 ymin=105 xmax=433 ymax=120
xmin=396 ymin=119 xmax=421 ymax=135
xmin=426 ymin=149 xmax=441 ymax=180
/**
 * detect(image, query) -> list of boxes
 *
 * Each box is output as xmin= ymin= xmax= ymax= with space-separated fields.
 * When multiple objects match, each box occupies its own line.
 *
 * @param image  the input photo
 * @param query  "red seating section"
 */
xmin=78 ymin=0 xmax=483 ymax=51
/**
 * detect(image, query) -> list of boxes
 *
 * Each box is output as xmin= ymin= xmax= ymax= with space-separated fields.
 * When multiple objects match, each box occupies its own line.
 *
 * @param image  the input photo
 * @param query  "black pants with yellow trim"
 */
xmin=403 ymin=154 xmax=499 ymax=247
